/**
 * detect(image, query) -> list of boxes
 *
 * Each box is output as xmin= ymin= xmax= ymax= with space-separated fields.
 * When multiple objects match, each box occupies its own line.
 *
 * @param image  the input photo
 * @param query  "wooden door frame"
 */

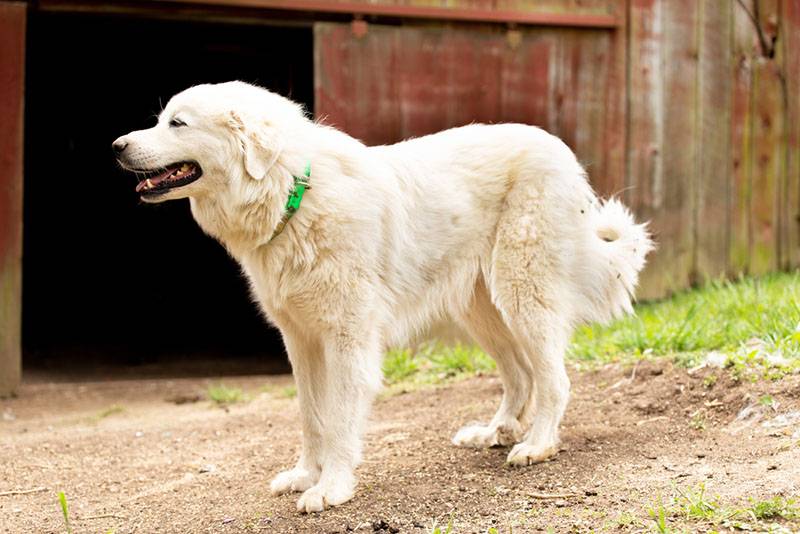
xmin=0 ymin=1 xmax=25 ymax=396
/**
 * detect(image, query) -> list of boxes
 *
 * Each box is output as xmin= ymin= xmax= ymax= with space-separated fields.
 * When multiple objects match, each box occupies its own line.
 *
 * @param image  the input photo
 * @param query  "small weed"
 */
xmin=647 ymin=496 xmax=670 ymax=533
xmin=689 ymin=411 xmax=706 ymax=431
xmin=280 ymin=385 xmax=297 ymax=399
xmin=747 ymin=496 xmax=799 ymax=521
xmin=702 ymin=374 xmax=717 ymax=388
xmin=87 ymin=404 xmax=125 ymax=423
xmin=758 ymin=394 xmax=775 ymax=407
xmin=430 ymin=513 xmax=454 ymax=534
xmin=207 ymin=384 xmax=245 ymax=406
xmin=57 ymin=491 xmax=72 ymax=534
xmin=674 ymin=484 xmax=718 ymax=521
xmin=612 ymin=510 xmax=640 ymax=528
xmin=97 ymin=404 xmax=124 ymax=419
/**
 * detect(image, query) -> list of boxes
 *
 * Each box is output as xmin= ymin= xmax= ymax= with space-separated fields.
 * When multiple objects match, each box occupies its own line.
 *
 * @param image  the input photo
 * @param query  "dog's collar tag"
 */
xmin=285 ymin=162 xmax=311 ymax=214
xmin=270 ymin=162 xmax=311 ymax=242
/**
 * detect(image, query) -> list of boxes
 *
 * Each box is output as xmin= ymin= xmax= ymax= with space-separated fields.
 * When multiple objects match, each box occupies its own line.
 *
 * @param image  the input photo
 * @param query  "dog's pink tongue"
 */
xmin=135 ymin=168 xmax=175 ymax=192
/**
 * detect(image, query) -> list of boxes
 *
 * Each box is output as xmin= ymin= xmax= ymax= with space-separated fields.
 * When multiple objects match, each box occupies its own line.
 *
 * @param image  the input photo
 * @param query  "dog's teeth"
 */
xmin=181 ymin=163 xmax=190 ymax=172
xmin=145 ymin=178 xmax=154 ymax=189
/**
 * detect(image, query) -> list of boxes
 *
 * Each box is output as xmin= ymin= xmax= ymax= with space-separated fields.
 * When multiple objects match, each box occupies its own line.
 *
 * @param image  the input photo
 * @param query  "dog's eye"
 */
xmin=169 ymin=118 xmax=187 ymax=128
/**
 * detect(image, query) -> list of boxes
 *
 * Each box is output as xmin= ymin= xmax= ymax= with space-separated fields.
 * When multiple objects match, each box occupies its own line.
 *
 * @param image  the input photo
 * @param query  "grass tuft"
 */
xmin=280 ymin=385 xmax=297 ymax=399
xmin=747 ymin=496 xmax=799 ymax=521
xmin=97 ymin=404 xmax=124 ymax=419
xmin=383 ymin=343 xmax=495 ymax=389
xmin=57 ymin=491 xmax=72 ymax=534
xmin=207 ymin=384 xmax=245 ymax=406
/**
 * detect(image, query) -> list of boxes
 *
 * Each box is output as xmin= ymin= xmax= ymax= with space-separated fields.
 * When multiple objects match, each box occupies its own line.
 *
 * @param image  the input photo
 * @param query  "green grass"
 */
xmin=570 ymin=272 xmax=800 ymax=371
xmin=383 ymin=343 xmax=496 ymax=388
xmin=96 ymin=404 xmax=124 ymax=419
xmin=280 ymin=385 xmax=297 ymax=399
xmin=643 ymin=484 xmax=800 ymax=532
xmin=57 ymin=491 xmax=72 ymax=534
xmin=207 ymin=383 xmax=245 ymax=406
xmin=748 ymin=496 xmax=800 ymax=521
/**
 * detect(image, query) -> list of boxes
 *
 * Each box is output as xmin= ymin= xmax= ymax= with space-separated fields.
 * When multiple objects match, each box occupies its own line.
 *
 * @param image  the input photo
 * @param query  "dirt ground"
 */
xmin=1 ymin=361 xmax=799 ymax=533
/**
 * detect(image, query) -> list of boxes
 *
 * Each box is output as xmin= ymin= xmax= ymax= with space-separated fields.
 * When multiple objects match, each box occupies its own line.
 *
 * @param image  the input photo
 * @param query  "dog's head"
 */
xmin=113 ymin=81 xmax=305 ymax=203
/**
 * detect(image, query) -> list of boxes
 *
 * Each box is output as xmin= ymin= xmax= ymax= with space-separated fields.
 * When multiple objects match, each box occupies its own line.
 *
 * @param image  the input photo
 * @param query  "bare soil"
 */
xmin=1 ymin=361 xmax=799 ymax=533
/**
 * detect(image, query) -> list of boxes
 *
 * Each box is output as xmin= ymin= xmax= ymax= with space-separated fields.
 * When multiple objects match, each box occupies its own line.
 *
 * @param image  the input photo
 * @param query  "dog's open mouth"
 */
xmin=134 ymin=162 xmax=202 ymax=195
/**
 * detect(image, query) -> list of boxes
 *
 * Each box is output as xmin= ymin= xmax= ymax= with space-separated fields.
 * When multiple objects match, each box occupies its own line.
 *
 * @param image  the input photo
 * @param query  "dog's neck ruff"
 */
xmin=270 ymin=162 xmax=311 ymax=242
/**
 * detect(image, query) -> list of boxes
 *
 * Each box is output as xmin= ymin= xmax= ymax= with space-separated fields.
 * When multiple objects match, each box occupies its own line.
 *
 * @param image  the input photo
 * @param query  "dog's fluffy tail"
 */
xmin=573 ymin=198 xmax=654 ymax=325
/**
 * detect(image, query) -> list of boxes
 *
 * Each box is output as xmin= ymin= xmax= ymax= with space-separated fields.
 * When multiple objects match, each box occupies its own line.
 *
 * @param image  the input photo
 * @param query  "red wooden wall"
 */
xmin=316 ymin=0 xmax=800 ymax=299
xmin=0 ymin=1 xmax=25 ymax=396
xmin=315 ymin=22 xmax=626 ymax=197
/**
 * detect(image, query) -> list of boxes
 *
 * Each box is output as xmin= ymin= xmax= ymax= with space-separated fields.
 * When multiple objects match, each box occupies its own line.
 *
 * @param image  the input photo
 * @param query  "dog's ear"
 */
xmin=228 ymin=111 xmax=281 ymax=181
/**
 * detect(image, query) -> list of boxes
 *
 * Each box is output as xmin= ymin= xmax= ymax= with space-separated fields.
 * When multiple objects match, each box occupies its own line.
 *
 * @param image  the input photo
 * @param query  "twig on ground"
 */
xmin=609 ymin=360 xmax=642 ymax=390
xmin=0 ymin=487 xmax=49 ymax=497
xmin=528 ymin=492 xmax=580 ymax=500
xmin=629 ymin=360 xmax=640 ymax=381
xmin=23 ymin=463 xmax=57 ymax=470
xmin=636 ymin=415 xmax=670 ymax=426
xmin=80 ymin=513 xmax=129 ymax=520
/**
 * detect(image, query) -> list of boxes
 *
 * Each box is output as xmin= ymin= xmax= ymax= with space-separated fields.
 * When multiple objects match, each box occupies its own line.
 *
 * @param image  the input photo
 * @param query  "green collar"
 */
xmin=270 ymin=162 xmax=310 ymax=242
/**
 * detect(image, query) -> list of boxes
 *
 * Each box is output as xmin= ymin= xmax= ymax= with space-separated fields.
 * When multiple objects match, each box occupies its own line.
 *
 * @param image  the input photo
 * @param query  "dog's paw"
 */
xmin=506 ymin=442 xmax=557 ymax=466
xmin=452 ymin=420 xmax=522 ymax=448
xmin=270 ymin=468 xmax=318 ymax=496
xmin=296 ymin=476 xmax=355 ymax=513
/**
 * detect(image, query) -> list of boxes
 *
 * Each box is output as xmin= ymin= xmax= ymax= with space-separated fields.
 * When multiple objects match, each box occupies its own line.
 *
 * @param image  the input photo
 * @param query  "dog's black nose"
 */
xmin=112 ymin=138 xmax=128 ymax=154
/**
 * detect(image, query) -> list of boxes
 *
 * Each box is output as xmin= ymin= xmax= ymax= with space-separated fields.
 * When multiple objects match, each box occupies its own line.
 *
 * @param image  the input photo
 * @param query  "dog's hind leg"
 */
xmin=486 ymin=182 xmax=574 ymax=466
xmin=504 ymin=312 xmax=571 ymax=466
xmin=451 ymin=276 xmax=533 ymax=448
xmin=270 ymin=325 xmax=324 ymax=496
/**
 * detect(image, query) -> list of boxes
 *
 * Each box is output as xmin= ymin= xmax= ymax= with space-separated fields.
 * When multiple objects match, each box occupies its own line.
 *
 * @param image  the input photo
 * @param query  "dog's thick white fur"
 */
xmin=115 ymin=81 xmax=653 ymax=513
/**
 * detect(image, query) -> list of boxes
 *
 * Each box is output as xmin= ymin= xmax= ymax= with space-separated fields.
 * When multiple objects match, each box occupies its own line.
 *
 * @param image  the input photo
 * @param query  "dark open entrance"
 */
xmin=23 ymin=11 xmax=313 ymax=379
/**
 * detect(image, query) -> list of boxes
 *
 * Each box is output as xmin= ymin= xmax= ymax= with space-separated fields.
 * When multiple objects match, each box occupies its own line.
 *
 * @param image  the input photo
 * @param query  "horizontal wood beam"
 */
xmin=36 ymin=0 xmax=620 ymax=28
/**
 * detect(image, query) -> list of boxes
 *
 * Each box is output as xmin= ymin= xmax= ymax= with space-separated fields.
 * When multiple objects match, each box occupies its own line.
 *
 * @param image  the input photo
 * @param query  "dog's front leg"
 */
xmin=270 ymin=330 xmax=324 ymax=496
xmin=295 ymin=329 xmax=382 ymax=513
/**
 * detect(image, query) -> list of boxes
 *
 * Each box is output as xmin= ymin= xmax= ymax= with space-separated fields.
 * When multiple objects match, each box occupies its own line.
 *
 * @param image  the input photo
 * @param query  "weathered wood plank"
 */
xmin=627 ymin=0 xmax=666 ymax=298
xmin=783 ymin=0 xmax=800 ymax=268
xmin=748 ymin=0 xmax=782 ymax=275
xmin=571 ymin=28 xmax=620 ymax=197
xmin=658 ymin=0 xmax=699 ymax=291
xmin=0 ymin=2 xmax=26 ymax=397
xmin=695 ymin=0 xmax=733 ymax=282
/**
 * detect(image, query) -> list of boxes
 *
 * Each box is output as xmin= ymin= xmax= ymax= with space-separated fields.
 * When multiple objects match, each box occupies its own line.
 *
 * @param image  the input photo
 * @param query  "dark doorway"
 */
xmin=23 ymin=11 xmax=312 ymax=379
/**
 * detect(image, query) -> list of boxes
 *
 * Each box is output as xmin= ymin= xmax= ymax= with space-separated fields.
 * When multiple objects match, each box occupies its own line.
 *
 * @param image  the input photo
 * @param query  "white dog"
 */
xmin=114 ymin=81 xmax=652 ymax=513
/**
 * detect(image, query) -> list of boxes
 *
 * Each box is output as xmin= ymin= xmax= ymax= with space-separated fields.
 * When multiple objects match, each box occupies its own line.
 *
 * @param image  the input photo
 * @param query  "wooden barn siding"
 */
xmin=630 ymin=0 xmax=800 ymax=297
xmin=317 ymin=0 xmax=800 ymax=299
xmin=0 ymin=1 xmax=25 ymax=397
xmin=315 ymin=22 xmax=626 ymax=195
